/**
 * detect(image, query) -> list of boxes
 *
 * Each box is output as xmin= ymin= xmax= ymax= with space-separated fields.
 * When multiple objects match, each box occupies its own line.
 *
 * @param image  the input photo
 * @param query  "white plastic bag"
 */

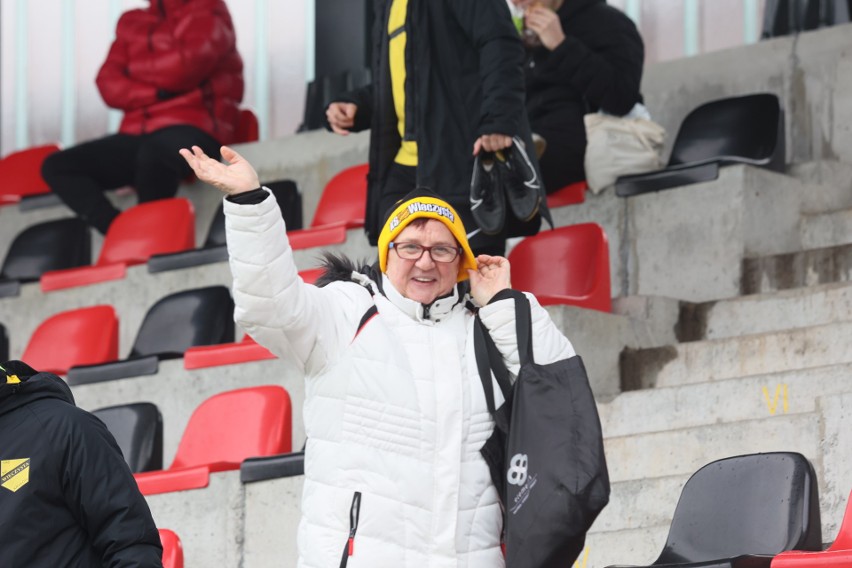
xmin=583 ymin=113 xmax=666 ymax=194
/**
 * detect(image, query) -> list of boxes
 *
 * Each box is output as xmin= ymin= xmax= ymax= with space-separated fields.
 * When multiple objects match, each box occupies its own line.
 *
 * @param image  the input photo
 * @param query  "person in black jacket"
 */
xmin=512 ymin=0 xmax=645 ymax=192
xmin=325 ymin=0 xmax=547 ymax=255
xmin=0 ymin=360 xmax=163 ymax=567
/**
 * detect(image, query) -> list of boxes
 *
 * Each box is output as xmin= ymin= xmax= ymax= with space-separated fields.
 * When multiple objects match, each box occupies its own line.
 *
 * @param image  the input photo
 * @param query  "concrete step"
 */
xmin=593 ymin=475 xmax=686 ymax=534
xmin=801 ymin=207 xmax=852 ymax=250
xmin=676 ymin=281 xmax=852 ymax=342
xmin=621 ymin=320 xmax=852 ymax=390
xmin=600 ymin=362 xmax=852 ymax=438
xmin=583 ymin=525 xmax=669 ymax=567
xmin=604 ymin=411 xmax=821 ymax=484
xmin=551 ymin=164 xmax=808 ymax=302
xmin=788 ymin=160 xmax=852 ymax=214
xmin=742 ymin=241 xmax=852 ymax=295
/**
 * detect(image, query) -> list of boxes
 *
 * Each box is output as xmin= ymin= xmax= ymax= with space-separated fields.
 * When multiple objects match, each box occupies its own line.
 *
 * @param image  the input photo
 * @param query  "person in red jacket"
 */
xmin=42 ymin=0 xmax=244 ymax=234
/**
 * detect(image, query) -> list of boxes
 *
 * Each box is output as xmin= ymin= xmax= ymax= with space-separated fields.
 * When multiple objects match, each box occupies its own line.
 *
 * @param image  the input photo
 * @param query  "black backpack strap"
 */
xmin=511 ymin=292 xmax=535 ymax=366
xmin=474 ymin=314 xmax=513 ymax=414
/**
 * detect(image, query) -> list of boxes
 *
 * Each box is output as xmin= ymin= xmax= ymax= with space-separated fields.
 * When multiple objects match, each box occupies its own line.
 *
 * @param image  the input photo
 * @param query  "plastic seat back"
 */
xmin=1 ymin=218 xmax=91 ymax=282
xmin=668 ymin=93 xmax=784 ymax=171
xmin=97 ymin=198 xmax=195 ymax=267
xmin=92 ymin=402 xmax=163 ymax=473
xmin=159 ymin=529 xmax=184 ymax=568
xmin=762 ymin=0 xmax=850 ymax=38
xmin=22 ymin=305 xmax=118 ymax=375
xmin=235 ymin=108 xmax=259 ymax=143
xmin=0 ymin=144 xmax=60 ymax=201
xmin=656 ymin=452 xmax=822 ymax=564
xmin=170 ymin=385 xmax=292 ymax=469
xmin=0 ymin=324 xmax=7 ymax=362
xmin=130 ymin=286 xmax=235 ymax=359
xmin=311 ymin=163 xmax=369 ymax=228
xmin=204 ymin=180 xmax=302 ymax=249
xmin=508 ymin=223 xmax=611 ymax=312
xmin=203 ymin=204 xmax=228 ymax=248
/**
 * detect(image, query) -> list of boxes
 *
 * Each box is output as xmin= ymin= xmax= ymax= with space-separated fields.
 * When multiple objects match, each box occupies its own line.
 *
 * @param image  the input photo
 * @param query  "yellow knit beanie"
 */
xmin=377 ymin=189 xmax=477 ymax=281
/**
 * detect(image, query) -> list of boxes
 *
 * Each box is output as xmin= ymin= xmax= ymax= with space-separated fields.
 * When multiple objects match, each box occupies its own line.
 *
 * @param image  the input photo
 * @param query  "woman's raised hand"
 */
xmin=468 ymin=255 xmax=512 ymax=306
xmin=179 ymin=145 xmax=260 ymax=195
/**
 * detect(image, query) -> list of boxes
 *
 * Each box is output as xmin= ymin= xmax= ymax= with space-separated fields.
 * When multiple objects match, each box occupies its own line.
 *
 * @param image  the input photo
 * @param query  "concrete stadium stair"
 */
xmin=600 ymin=362 xmax=852 ymax=438
xmin=800 ymin=207 xmax=852 ymax=250
xmin=676 ymin=281 xmax=852 ymax=342
xmin=742 ymin=241 xmax=852 ymax=294
xmin=621 ymin=320 xmax=852 ymax=390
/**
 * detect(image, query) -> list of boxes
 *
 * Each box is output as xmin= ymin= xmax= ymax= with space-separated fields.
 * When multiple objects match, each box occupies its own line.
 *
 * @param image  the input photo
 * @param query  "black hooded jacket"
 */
xmin=0 ymin=360 xmax=163 ymax=567
xmin=525 ymin=0 xmax=644 ymax=122
xmin=525 ymin=0 xmax=645 ymax=188
xmin=330 ymin=0 xmax=546 ymax=243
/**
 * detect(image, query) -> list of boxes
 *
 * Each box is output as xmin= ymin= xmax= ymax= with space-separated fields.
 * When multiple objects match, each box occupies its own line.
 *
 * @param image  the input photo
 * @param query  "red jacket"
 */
xmin=96 ymin=0 xmax=244 ymax=144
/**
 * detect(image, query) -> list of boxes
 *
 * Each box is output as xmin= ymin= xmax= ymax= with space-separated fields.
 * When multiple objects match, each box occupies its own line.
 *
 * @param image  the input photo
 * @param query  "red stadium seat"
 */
xmin=546 ymin=180 xmax=587 ymax=209
xmin=134 ymin=386 xmax=292 ymax=495
xmin=183 ymin=268 xmax=324 ymax=369
xmin=21 ymin=305 xmax=118 ymax=375
xmin=41 ymin=198 xmax=195 ymax=291
xmin=508 ymin=222 xmax=611 ymax=312
xmin=0 ymin=144 xmax=60 ymax=205
xmin=183 ymin=334 xmax=275 ymax=370
xmin=772 ymin=489 xmax=852 ymax=568
xmin=287 ymin=163 xmax=368 ymax=250
xmin=234 ymin=108 xmax=260 ymax=143
xmin=159 ymin=529 xmax=184 ymax=568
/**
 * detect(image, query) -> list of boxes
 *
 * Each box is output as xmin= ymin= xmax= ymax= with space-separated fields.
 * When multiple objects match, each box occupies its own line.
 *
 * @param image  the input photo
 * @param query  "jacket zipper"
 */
xmin=339 ymin=491 xmax=362 ymax=568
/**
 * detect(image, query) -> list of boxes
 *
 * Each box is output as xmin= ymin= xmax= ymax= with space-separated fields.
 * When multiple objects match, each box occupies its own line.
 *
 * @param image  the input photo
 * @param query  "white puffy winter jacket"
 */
xmin=224 ymin=190 xmax=576 ymax=567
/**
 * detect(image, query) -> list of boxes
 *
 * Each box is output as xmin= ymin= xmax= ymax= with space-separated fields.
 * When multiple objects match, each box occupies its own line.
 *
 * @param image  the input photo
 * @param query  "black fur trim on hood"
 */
xmin=314 ymin=252 xmax=382 ymax=291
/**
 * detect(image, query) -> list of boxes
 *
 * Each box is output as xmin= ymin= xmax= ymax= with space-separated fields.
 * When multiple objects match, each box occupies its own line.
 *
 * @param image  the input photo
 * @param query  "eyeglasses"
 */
xmin=389 ymin=242 xmax=461 ymax=263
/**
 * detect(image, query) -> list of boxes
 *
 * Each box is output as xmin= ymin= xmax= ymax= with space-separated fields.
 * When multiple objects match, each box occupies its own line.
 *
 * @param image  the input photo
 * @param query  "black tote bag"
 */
xmin=474 ymin=291 xmax=610 ymax=568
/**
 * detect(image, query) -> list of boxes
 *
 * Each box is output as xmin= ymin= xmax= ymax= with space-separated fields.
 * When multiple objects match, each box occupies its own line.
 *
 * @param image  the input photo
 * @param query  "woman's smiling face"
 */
xmin=384 ymin=219 xmax=461 ymax=304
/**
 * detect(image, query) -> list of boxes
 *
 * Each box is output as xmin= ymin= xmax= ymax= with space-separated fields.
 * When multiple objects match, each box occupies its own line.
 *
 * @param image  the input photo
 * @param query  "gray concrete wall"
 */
xmin=553 ymin=164 xmax=811 ymax=302
xmin=641 ymin=23 xmax=852 ymax=167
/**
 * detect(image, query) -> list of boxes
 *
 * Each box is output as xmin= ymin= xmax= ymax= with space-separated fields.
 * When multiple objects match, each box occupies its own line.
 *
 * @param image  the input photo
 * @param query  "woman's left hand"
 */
xmin=468 ymin=255 xmax=512 ymax=306
xmin=524 ymin=5 xmax=566 ymax=51
xmin=179 ymin=145 xmax=260 ymax=195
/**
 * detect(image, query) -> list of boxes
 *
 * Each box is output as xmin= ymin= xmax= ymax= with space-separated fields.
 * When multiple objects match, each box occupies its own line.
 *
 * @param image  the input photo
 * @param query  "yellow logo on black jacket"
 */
xmin=1 ymin=458 xmax=31 ymax=492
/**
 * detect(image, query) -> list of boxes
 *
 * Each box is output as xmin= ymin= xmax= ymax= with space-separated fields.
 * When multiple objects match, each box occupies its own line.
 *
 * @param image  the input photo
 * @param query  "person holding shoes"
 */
xmin=325 ymin=0 xmax=548 ymax=255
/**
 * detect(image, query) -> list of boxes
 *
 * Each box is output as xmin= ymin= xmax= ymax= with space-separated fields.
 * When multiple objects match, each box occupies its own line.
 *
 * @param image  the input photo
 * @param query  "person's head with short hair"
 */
xmin=378 ymin=189 xmax=477 ymax=304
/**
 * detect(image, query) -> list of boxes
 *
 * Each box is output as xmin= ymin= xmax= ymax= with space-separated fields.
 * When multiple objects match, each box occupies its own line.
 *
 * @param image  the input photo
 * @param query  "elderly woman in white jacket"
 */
xmin=180 ymin=145 xmax=576 ymax=568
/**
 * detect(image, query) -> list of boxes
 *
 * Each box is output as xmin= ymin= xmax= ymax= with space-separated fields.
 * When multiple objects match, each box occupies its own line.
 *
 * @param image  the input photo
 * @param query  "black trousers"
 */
xmin=41 ymin=125 xmax=220 ymax=234
xmin=378 ymin=163 xmax=506 ymax=257
xmin=532 ymin=111 xmax=587 ymax=193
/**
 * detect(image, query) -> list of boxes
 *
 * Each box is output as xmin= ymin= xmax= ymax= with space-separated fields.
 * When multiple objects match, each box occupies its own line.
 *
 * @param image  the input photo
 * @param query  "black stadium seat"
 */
xmin=615 ymin=93 xmax=785 ymax=197
xmin=762 ymin=0 xmax=850 ymax=38
xmin=147 ymin=180 xmax=302 ymax=273
xmin=92 ymin=402 xmax=163 ymax=473
xmin=67 ymin=286 xmax=235 ymax=385
xmin=606 ymin=452 xmax=822 ymax=568
xmin=0 ymin=323 xmax=8 ymax=362
xmin=0 ymin=218 xmax=91 ymax=298
xmin=298 ymin=67 xmax=371 ymax=132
